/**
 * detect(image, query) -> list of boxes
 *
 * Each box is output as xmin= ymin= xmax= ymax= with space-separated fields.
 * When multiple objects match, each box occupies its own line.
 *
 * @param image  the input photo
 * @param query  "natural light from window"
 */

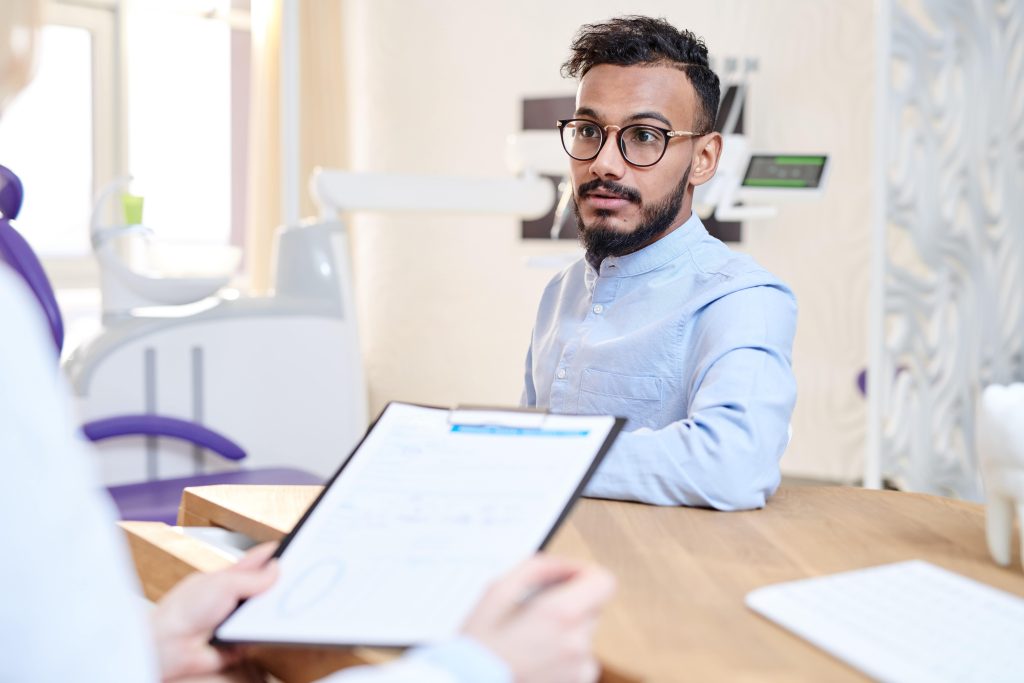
xmin=0 ymin=25 xmax=93 ymax=257
xmin=127 ymin=7 xmax=232 ymax=247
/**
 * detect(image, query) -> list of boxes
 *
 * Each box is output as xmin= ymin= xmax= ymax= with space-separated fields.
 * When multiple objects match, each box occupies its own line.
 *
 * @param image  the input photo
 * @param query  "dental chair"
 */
xmin=53 ymin=154 xmax=555 ymax=496
xmin=0 ymin=164 xmax=321 ymax=524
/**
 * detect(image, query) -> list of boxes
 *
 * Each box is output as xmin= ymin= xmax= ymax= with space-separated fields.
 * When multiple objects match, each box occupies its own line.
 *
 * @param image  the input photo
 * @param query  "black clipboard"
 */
xmin=212 ymin=401 xmax=625 ymax=649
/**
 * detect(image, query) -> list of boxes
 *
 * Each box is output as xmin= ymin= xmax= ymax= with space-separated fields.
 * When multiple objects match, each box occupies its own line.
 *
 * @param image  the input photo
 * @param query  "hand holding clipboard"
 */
xmin=214 ymin=402 xmax=624 ymax=648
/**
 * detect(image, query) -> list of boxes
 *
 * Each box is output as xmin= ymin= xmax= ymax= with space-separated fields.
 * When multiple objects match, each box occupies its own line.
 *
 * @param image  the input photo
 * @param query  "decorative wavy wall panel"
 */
xmin=874 ymin=0 xmax=1024 ymax=498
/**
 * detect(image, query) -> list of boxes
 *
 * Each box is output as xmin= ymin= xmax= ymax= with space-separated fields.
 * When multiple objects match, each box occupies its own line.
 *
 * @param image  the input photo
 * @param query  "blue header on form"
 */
xmin=450 ymin=425 xmax=590 ymax=437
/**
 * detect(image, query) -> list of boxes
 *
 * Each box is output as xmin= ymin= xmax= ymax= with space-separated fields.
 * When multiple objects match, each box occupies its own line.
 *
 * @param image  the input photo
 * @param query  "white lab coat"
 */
xmin=0 ymin=266 xmax=507 ymax=683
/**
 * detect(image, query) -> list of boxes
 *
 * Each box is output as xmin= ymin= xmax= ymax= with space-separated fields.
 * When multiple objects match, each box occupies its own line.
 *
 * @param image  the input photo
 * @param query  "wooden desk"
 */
xmin=122 ymin=485 xmax=1024 ymax=683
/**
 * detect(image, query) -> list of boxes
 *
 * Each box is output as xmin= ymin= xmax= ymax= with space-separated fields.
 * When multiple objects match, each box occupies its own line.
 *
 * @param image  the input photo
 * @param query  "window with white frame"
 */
xmin=126 ymin=1 xmax=246 ymax=248
xmin=0 ymin=24 xmax=94 ymax=257
xmin=0 ymin=2 xmax=116 ymax=279
xmin=0 ymin=0 xmax=250 ymax=291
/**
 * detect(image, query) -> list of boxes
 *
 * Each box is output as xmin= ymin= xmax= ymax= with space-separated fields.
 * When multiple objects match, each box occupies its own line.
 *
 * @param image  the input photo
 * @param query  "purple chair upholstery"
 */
xmin=0 ymin=166 xmax=64 ymax=349
xmin=82 ymin=415 xmax=248 ymax=462
xmin=0 ymin=164 xmax=322 ymax=524
xmin=0 ymin=163 xmax=22 ymax=218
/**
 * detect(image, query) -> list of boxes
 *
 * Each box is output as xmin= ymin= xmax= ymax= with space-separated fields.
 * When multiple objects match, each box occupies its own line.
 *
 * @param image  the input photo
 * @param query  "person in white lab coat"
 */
xmin=0 ymin=4 xmax=614 ymax=682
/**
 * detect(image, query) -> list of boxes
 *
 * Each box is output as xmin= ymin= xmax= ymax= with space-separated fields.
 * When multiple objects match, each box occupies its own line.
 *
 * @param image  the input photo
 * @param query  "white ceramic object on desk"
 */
xmin=976 ymin=383 xmax=1024 ymax=569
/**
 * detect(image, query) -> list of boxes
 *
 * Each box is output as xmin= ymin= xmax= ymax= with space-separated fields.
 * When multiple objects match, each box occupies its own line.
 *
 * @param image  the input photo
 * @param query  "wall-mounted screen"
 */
xmin=742 ymin=155 xmax=828 ymax=189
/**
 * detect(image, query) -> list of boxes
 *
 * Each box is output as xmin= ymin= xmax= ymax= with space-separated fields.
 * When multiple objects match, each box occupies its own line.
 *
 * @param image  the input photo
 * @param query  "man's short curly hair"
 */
xmin=562 ymin=16 xmax=720 ymax=134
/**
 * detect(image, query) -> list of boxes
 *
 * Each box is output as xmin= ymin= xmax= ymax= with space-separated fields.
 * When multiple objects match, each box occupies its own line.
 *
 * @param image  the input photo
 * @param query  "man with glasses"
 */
xmin=522 ymin=16 xmax=798 ymax=510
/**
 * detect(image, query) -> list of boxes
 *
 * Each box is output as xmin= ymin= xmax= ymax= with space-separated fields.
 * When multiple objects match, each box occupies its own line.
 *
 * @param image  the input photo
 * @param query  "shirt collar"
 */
xmin=584 ymin=212 xmax=708 ymax=287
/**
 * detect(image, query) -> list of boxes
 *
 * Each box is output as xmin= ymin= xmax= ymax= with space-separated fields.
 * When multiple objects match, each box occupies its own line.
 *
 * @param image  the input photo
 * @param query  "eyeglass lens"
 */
xmin=560 ymin=120 xmax=667 ymax=166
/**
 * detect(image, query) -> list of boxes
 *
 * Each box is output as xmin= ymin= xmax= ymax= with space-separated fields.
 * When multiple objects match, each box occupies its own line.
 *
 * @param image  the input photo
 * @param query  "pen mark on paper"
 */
xmin=278 ymin=558 xmax=347 ymax=618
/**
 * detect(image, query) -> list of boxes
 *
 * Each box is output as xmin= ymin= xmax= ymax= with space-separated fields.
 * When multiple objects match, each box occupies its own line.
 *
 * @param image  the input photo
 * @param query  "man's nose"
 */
xmin=587 ymin=131 xmax=627 ymax=180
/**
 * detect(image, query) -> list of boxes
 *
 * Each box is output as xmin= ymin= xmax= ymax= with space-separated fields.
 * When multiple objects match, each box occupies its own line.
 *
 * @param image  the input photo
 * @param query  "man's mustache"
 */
xmin=577 ymin=180 xmax=641 ymax=204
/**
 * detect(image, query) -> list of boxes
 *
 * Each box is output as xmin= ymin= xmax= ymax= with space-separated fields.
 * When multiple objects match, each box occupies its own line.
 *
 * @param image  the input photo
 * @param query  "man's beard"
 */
xmin=573 ymin=165 xmax=691 ymax=267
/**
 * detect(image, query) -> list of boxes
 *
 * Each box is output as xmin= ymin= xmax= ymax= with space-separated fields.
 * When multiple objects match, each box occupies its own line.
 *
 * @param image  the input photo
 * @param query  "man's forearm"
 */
xmin=584 ymin=346 xmax=796 ymax=509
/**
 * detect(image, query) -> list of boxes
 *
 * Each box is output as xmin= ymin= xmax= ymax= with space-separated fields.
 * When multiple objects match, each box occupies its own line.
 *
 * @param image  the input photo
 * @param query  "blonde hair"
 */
xmin=0 ymin=0 xmax=41 ymax=111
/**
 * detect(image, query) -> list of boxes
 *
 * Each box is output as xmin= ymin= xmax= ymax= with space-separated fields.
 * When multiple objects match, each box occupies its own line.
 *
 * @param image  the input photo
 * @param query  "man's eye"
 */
xmin=577 ymin=124 xmax=600 ymax=139
xmin=630 ymin=128 xmax=661 ymax=145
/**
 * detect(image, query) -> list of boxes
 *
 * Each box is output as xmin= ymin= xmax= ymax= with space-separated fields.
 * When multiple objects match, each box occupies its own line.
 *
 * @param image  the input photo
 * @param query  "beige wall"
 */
xmin=338 ymin=0 xmax=876 ymax=481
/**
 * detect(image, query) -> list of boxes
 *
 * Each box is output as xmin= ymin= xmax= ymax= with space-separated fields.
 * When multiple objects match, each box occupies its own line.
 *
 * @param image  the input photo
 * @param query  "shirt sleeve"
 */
xmin=584 ymin=285 xmax=798 ymax=510
xmin=0 ymin=268 xmax=160 ymax=681
xmin=317 ymin=637 xmax=512 ymax=683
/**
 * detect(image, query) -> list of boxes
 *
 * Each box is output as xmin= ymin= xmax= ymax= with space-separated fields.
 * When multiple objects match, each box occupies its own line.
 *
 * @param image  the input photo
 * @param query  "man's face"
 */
xmin=569 ymin=64 xmax=706 ymax=259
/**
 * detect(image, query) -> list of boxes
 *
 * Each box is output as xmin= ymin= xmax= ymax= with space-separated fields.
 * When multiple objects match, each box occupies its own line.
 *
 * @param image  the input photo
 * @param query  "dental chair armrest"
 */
xmin=81 ymin=415 xmax=247 ymax=462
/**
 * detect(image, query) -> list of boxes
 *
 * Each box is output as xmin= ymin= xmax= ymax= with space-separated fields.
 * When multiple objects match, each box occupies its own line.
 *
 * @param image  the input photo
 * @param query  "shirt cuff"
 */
xmin=406 ymin=636 xmax=512 ymax=683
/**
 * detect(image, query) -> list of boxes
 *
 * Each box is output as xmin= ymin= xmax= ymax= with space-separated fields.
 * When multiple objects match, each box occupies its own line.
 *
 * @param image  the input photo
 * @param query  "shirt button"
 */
xmin=556 ymin=368 xmax=567 ymax=379
xmin=593 ymin=304 xmax=604 ymax=314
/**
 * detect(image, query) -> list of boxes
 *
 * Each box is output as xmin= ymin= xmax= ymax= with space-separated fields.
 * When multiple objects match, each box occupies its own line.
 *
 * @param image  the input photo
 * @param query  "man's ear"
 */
xmin=689 ymin=132 xmax=723 ymax=187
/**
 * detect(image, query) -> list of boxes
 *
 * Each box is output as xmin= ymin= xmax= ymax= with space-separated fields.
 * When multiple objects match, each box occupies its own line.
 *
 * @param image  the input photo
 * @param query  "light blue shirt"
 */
xmin=522 ymin=214 xmax=797 ymax=510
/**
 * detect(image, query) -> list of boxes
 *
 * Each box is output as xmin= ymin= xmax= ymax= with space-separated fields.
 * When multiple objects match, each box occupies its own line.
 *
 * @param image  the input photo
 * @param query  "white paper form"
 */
xmin=216 ymin=403 xmax=619 ymax=647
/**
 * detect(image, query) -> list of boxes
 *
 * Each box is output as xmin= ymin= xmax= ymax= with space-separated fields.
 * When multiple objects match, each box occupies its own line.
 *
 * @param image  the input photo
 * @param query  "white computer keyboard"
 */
xmin=746 ymin=560 xmax=1024 ymax=683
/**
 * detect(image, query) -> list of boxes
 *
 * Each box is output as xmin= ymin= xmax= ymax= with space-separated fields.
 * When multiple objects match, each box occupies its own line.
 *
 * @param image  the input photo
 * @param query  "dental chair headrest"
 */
xmin=0 ymin=164 xmax=24 ymax=220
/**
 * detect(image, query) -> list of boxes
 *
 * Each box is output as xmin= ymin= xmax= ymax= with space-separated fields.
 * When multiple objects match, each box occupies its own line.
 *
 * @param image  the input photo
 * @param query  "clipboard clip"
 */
xmin=448 ymin=405 xmax=550 ymax=430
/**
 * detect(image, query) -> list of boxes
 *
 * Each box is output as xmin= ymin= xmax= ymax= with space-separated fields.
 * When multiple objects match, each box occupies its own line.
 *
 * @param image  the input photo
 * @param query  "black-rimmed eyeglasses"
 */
xmin=556 ymin=118 xmax=707 ymax=168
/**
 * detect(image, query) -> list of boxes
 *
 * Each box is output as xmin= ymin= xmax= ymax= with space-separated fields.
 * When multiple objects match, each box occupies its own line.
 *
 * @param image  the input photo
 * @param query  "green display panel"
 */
xmin=742 ymin=155 xmax=828 ymax=189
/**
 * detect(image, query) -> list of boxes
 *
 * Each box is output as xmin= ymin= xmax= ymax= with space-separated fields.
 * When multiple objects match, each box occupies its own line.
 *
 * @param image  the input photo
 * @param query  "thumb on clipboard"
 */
xmin=462 ymin=555 xmax=617 ymax=683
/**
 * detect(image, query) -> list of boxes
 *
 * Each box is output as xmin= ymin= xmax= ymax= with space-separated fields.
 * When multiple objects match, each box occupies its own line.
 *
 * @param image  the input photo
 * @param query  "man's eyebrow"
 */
xmin=573 ymin=107 xmax=674 ymax=128
xmin=626 ymin=111 xmax=673 ymax=127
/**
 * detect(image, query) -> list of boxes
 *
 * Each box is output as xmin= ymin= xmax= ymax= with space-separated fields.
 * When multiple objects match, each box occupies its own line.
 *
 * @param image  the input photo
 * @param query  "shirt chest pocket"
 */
xmin=577 ymin=368 xmax=664 ymax=428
